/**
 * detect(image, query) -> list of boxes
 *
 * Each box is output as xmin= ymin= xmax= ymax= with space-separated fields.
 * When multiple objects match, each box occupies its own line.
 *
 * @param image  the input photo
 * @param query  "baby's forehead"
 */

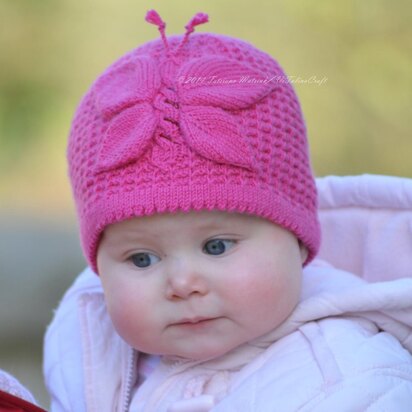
xmin=104 ymin=210 xmax=265 ymax=236
xmin=98 ymin=209 xmax=300 ymax=258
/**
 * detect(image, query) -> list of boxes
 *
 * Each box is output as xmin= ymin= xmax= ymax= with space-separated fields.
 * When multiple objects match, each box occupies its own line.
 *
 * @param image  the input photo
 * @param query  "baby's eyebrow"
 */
xmin=192 ymin=221 xmax=226 ymax=231
xmin=114 ymin=231 xmax=162 ymax=243
xmin=103 ymin=229 xmax=155 ymax=247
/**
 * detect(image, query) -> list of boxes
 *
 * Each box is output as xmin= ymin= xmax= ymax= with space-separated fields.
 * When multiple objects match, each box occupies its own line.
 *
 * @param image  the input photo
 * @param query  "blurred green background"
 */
xmin=0 ymin=0 xmax=411 ymax=408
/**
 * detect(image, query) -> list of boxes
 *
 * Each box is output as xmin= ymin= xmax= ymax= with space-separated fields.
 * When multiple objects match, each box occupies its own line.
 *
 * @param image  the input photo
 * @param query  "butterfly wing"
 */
xmin=94 ymin=56 xmax=161 ymax=118
xmin=177 ymin=56 xmax=274 ymax=110
xmin=180 ymin=105 xmax=254 ymax=170
xmin=95 ymin=103 xmax=158 ymax=173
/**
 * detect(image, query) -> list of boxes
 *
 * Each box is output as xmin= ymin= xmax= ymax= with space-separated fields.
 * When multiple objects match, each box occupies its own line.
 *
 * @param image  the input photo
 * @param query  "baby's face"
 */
xmin=97 ymin=210 xmax=306 ymax=360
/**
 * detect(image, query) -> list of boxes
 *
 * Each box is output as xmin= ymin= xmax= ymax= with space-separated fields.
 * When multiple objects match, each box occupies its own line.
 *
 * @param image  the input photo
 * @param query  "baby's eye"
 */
xmin=203 ymin=239 xmax=235 ymax=256
xmin=129 ymin=252 xmax=160 ymax=268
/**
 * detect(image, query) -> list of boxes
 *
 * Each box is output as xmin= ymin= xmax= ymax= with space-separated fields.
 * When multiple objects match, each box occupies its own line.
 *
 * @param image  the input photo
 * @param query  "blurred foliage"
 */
xmin=0 ymin=0 xmax=411 ymax=217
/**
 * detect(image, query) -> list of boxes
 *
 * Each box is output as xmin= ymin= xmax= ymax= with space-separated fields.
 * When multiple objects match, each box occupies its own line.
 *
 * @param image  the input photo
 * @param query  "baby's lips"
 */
xmin=172 ymin=316 xmax=217 ymax=325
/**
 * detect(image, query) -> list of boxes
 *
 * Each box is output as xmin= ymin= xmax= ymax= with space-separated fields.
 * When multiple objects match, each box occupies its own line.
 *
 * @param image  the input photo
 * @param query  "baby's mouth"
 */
xmin=172 ymin=316 xmax=215 ymax=325
xmin=170 ymin=316 xmax=222 ymax=331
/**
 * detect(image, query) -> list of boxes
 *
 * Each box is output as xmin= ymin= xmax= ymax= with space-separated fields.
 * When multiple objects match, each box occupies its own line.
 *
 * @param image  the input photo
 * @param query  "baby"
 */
xmin=44 ymin=10 xmax=412 ymax=411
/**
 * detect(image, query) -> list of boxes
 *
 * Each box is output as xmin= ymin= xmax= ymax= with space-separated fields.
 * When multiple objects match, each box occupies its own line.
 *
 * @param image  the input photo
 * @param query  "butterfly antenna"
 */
xmin=174 ymin=12 xmax=209 ymax=56
xmin=145 ymin=9 xmax=170 ymax=52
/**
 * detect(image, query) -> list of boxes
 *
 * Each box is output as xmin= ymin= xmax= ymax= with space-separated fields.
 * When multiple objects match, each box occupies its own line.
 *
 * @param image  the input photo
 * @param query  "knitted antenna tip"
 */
xmin=185 ymin=12 xmax=209 ymax=34
xmin=145 ymin=9 xmax=165 ymax=28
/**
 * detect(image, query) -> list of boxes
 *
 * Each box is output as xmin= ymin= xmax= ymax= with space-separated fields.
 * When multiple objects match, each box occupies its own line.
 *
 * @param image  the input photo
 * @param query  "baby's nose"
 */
xmin=165 ymin=260 xmax=209 ymax=300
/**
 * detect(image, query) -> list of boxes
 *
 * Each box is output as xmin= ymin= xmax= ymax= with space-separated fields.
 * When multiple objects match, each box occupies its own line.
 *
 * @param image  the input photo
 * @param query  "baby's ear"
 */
xmin=298 ymin=241 xmax=308 ymax=264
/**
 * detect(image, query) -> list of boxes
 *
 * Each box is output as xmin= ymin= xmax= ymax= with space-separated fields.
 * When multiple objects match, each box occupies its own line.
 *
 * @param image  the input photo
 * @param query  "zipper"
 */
xmin=122 ymin=352 xmax=205 ymax=411
xmin=121 ymin=347 xmax=138 ymax=412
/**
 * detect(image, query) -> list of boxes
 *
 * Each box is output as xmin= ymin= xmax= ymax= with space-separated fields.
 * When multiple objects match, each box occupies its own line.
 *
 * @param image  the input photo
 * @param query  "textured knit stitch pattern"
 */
xmin=67 ymin=30 xmax=320 ymax=273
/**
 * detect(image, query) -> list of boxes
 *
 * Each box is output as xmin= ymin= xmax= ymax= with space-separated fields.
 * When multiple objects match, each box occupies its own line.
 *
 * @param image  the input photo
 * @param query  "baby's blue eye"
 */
xmin=130 ymin=252 xmax=160 ymax=268
xmin=203 ymin=239 xmax=235 ymax=256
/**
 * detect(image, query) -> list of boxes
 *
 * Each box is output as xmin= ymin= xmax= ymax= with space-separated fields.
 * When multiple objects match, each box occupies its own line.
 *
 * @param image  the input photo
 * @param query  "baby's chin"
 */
xmin=143 ymin=339 xmax=253 ymax=364
xmin=146 ymin=347 xmax=232 ymax=362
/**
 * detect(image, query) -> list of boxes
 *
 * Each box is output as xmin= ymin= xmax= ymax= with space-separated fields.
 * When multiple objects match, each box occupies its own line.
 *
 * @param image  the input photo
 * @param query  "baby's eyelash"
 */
xmin=127 ymin=252 xmax=161 ymax=268
xmin=202 ymin=238 xmax=237 ymax=255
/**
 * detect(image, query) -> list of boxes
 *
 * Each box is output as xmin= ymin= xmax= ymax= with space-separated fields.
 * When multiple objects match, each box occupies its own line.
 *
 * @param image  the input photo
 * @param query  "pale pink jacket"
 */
xmin=43 ymin=175 xmax=412 ymax=411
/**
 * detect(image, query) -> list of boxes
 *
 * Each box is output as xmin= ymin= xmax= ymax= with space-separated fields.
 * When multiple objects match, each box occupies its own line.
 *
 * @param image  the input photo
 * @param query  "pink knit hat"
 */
xmin=67 ymin=10 xmax=321 ymax=274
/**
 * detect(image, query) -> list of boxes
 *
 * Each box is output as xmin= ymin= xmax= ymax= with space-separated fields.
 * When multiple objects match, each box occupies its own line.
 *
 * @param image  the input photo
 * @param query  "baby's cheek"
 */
xmin=105 ymin=289 xmax=152 ymax=346
xmin=232 ymin=266 xmax=277 ymax=299
xmin=230 ymin=267 xmax=299 ymax=323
